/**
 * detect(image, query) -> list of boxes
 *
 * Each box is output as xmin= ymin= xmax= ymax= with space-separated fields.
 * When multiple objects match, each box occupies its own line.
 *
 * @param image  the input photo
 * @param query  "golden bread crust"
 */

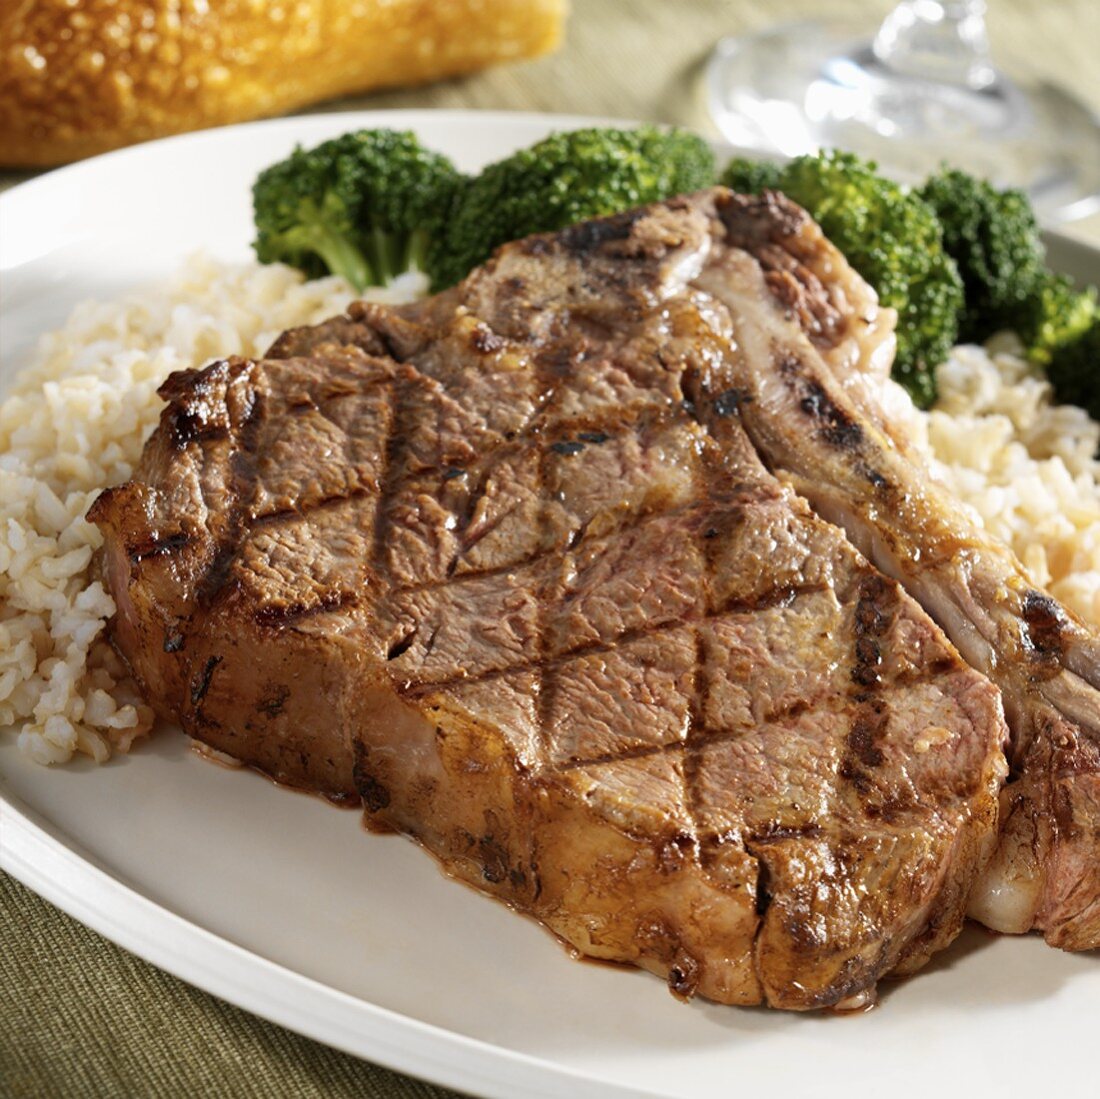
xmin=0 ymin=0 xmax=567 ymax=166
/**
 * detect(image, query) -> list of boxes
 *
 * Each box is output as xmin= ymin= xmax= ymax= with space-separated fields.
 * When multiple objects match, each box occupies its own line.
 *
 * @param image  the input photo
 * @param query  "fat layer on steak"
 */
xmin=90 ymin=189 xmax=1013 ymax=1010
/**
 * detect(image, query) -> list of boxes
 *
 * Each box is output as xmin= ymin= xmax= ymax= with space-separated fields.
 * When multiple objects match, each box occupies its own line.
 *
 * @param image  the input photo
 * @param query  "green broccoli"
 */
xmin=721 ymin=150 xmax=963 ymax=409
xmin=252 ymin=129 xmax=463 ymax=290
xmin=1017 ymin=271 xmax=1099 ymax=367
xmin=1044 ymin=317 xmax=1100 ymax=419
xmin=722 ymin=156 xmax=783 ymax=195
xmin=435 ymin=126 xmax=716 ymax=289
xmin=917 ymin=171 xmax=1100 ymax=414
xmin=918 ymin=168 xmax=1045 ymax=343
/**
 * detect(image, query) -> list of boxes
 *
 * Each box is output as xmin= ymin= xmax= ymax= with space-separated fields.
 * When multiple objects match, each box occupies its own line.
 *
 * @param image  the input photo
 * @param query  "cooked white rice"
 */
xmin=1 ymin=256 xmax=1098 ymax=765
xmin=898 ymin=334 xmax=1100 ymax=624
xmin=0 ymin=255 xmax=424 ymax=764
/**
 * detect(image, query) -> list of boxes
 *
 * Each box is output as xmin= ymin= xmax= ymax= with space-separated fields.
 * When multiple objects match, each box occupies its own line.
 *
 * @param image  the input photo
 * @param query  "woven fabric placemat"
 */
xmin=3 ymin=1 xmax=1099 ymax=1096
xmin=1 ymin=874 xmax=461 ymax=1099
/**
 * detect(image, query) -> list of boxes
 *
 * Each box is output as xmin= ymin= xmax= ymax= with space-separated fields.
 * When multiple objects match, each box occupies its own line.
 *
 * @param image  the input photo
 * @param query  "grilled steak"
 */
xmin=90 ymin=189 xmax=1013 ymax=1010
xmin=695 ymin=194 xmax=1100 ymax=950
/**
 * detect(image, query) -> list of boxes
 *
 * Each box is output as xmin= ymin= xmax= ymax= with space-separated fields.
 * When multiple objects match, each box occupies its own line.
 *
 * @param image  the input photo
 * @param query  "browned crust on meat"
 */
xmin=91 ymin=187 xmax=1007 ymax=1009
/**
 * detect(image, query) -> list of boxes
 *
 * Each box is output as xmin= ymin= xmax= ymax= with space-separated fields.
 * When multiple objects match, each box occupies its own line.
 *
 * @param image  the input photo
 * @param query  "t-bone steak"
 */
xmin=92 ymin=188 xmax=1040 ymax=1009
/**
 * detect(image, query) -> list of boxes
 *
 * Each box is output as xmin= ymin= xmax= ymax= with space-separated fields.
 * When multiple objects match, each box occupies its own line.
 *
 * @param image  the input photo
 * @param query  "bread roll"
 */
xmin=0 ymin=0 xmax=567 ymax=167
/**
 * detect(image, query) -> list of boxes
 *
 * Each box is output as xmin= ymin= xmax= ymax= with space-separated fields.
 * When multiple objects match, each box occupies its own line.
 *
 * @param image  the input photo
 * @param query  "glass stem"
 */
xmin=872 ymin=0 xmax=995 ymax=89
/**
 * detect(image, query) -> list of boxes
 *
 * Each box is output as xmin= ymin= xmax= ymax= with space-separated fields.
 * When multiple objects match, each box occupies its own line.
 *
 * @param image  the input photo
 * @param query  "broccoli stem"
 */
xmin=362 ymin=227 xmax=395 ymax=285
xmin=279 ymin=192 xmax=373 ymax=290
xmin=308 ymin=227 xmax=373 ymax=291
xmin=405 ymin=228 xmax=432 ymax=276
xmin=359 ymin=227 xmax=434 ymax=284
xmin=279 ymin=199 xmax=372 ymax=289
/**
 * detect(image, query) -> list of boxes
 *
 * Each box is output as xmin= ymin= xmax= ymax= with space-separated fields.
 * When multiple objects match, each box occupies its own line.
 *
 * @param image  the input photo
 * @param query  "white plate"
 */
xmin=2 ymin=110 xmax=1099 ymax=1099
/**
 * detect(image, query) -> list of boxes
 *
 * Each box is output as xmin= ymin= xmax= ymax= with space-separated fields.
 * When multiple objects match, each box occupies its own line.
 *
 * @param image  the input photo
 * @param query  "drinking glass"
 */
xmin=705 ymin=1 xmax=1100 ymax=220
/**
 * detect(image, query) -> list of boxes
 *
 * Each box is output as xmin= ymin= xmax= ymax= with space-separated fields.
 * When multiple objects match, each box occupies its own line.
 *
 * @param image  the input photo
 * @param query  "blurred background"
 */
xmin=3 ymin=0 xmax=1099 ymax=228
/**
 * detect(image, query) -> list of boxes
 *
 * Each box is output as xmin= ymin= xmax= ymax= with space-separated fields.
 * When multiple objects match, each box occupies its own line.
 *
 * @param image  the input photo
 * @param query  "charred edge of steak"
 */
xmin=554 ymin=209 xmax=646 ymax=255
xmin=158 ymin=361 xmax=239 ymax=449
xmin=716 ymin=188 xmax=808 ymax=245
xmin=1021 ymin=590 xmax=1067 ymax=665
xmin=715 ymin=190 xmax=849 ymax=350
xmin=153 ymin=357 xmax=269 ymax=611
xmin=190 ymin=655 xmax=222 ymax=706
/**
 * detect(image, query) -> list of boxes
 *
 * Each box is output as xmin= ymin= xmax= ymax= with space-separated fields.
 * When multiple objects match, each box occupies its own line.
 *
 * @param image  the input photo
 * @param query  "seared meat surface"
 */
xmin=90 ymin=189 xmax=1013 ymax=1009
xmin=697 ymin=195 xmax=1100 ymax=949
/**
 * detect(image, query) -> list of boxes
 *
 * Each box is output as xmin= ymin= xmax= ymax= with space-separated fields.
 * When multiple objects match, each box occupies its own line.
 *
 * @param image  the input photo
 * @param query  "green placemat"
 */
xmin=4 ymin=1 xmax=1100 ymax=1096
xmin=0 ymin=874 xmax=461 ymax=1099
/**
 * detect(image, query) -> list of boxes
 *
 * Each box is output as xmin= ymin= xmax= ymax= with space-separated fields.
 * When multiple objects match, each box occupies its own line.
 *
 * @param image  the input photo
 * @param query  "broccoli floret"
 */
xmin=900 ymin=168 xmax=1100 ymax=411
xmin=722 ymin=156 xmax=783 ymax=194
xmin=253 ymin=140 xmax=370 ymax=287
xmin=721 ymin=150 xmax=963 ymax=409
xmin=253 ymin=129 xmax=463 ymax=290
xmin=1017 ymin=271 xmax=1099 ymax=367
xmin=1044 ymin=318 xmax=1100 ymax=419
xmin=435 ymin=126 xmax=716 ymax=289
xmin=918 ymin=168 xmax=1045 ymax=343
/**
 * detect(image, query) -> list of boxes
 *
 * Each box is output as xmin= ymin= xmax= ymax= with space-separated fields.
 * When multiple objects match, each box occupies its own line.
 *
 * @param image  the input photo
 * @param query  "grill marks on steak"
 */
xmin=91 ymin=190 xmax=1008 ymax=1010
xmin=694 ymin=193 xmax=1100 ymax=950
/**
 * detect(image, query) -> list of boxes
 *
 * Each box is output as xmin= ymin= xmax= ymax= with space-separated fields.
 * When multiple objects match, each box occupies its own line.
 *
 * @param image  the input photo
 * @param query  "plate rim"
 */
xmin=0 ymin=789 xmax=647 ymax=1099
xmin=1 ymin=105 xmax=1097 ymax=1099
